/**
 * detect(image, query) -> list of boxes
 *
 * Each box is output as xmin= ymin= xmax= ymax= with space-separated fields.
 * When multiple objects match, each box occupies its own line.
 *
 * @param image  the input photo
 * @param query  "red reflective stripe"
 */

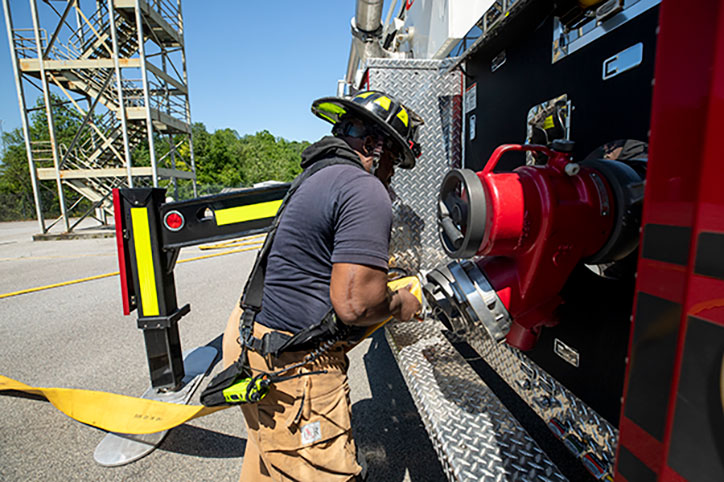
xmin=112 ymin=189 xmax=131 ymax=316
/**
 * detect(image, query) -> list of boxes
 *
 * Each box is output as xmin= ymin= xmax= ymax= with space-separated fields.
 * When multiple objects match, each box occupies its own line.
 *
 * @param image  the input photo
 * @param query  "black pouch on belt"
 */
xmin=200 ymin=359 xmax=252 ymax=407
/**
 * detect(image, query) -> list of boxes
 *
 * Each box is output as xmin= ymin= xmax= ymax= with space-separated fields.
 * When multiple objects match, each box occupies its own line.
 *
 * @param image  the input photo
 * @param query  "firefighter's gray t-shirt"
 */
xmin=256 ymin=164 xmax=392 ymax=334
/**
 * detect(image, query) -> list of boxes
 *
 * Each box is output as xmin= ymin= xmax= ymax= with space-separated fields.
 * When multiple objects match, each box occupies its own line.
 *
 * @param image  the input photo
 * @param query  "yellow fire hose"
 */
xmin=0 ymin=375 xmax=228 ymax=434
xmin=0 ymin=276 xmax=422 ymax=435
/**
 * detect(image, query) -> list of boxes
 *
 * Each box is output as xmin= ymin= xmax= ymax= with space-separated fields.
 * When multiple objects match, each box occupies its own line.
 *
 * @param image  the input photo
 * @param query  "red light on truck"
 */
xmin=164 ymin=211 xmax=184 ymax=231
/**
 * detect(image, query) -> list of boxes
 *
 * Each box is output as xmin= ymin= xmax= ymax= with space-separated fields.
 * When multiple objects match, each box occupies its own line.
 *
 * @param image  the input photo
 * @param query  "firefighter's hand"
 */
xmin=391 ymin=283 xmax=422 ymax=321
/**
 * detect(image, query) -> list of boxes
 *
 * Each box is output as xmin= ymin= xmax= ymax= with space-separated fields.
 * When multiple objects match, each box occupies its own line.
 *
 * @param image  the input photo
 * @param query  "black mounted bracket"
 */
xmin=112 ymin=183 xmax=289 ymax=389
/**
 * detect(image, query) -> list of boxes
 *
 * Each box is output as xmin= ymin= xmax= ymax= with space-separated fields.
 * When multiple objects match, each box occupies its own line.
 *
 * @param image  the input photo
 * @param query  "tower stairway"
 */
xmin=4 ymin=0 xmax=196 ymax=232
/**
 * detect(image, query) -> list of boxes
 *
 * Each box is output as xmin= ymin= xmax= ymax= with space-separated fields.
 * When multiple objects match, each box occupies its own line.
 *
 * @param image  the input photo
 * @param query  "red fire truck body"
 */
xmin=111 ymin=1 xmax=724 ymax=480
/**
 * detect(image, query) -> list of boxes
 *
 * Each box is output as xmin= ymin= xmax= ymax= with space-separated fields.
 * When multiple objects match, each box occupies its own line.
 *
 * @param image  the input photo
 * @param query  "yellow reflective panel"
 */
xmin=374 ymin=96 xmax=391 ymax=111
xmin=397 ymin=108 xmax=409 ymax=127
xmin=355 ymin=91 xmax=376 ymax=99
xmin=214 ymin=199 xmax=283 ymax=226
xmin=131 ymin=207 xmax=159 ymax=316
xmin=543 ymin=115 xmax=555 ymax=130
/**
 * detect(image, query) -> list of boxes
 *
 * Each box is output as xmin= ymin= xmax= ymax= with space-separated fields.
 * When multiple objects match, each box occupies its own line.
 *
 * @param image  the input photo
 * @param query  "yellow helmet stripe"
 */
xmin=355 ymin=91 xmax=376 ymax=99
xmin=374 ymin=95 xmax=392 ymax=111
xmin=397 ymin=108 xmax=409 ymax=127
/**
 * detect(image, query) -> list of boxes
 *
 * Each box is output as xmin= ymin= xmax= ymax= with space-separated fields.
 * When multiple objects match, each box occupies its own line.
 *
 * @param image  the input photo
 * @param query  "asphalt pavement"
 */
xmin=0 ymin=220 xmax=445 ymax=481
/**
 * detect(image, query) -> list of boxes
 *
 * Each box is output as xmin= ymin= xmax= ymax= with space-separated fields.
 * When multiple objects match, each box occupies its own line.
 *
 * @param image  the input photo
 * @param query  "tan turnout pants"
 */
xmin=223 ymin=306 xmax=362 ymax=481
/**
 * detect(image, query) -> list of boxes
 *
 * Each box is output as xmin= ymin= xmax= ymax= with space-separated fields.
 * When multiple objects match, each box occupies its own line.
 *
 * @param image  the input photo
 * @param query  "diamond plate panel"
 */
xmin=465 ymin=334 xmax=618 ymax=478
xmin=366 ymin=58 xmax=462 ymax=273
xmin=386 ymin=320 xmax=566 ymax=482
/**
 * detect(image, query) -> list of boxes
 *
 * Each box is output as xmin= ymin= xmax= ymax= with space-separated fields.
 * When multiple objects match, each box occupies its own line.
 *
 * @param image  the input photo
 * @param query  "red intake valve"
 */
xmin=427 ymin=140 xmax=644 ymax=350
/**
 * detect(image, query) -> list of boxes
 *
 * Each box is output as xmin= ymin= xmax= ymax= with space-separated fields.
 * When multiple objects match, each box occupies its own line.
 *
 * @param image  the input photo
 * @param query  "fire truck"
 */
xmin=112 ymin=0 xmax=724 ymax=480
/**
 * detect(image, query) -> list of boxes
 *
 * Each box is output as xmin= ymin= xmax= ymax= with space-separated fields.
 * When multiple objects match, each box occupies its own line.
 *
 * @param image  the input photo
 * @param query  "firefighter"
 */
xmin=221 ymin=90 xmax=424 ymax=481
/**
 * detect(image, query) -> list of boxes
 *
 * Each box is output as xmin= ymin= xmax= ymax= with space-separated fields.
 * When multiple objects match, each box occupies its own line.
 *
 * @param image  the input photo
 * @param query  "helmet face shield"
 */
xmin=311 ymin=91 xmax=424 ymax=169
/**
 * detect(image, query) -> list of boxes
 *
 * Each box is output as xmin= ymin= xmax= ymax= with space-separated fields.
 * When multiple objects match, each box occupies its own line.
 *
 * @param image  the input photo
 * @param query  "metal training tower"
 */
xmin=2 ymin=0 xmax=196 ymax=234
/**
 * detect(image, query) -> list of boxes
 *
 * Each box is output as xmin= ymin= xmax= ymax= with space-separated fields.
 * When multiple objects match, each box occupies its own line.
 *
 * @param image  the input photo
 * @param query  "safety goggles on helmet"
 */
xmin=311 ymin=90 xmax=424 ymax=169
xmin=344 ymin=122 xmax=405 ymax=165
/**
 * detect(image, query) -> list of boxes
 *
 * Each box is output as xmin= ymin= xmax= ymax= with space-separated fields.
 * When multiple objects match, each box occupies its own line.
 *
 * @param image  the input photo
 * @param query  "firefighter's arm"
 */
xmin=330 ymin=262 xmax=421 ymax=327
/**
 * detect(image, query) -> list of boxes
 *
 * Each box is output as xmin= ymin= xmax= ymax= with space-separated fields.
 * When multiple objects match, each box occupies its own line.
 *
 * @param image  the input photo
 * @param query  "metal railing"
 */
xmin=119 ymin=77 xmax=188 ymax=124
xmin=12 ymin=28 xmax=46 ymax=59
xmin=146 ymin=0 xmax=182 ymax=32
xmin=66 ymin=2 xmax=109 ymax=57
xmin=481 ymin=0 xmax=522 ymax=32
xmin=30 ymin=140 xmax=54 ymax=168
xmin=149 ymin=80 xmax=188 ymax=121
xmin=445 ymin=0 xmax=528 ymax=72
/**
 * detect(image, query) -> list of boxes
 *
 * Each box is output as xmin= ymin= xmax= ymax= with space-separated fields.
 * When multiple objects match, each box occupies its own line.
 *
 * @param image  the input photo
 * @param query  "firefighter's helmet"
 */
xmin=311 ymin=91 xmax=424 ymax=169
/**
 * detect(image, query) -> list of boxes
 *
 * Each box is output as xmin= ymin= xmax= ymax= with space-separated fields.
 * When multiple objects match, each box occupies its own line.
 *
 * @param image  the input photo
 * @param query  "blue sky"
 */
xmin=0 ymin=1 xmax=394 ymax=143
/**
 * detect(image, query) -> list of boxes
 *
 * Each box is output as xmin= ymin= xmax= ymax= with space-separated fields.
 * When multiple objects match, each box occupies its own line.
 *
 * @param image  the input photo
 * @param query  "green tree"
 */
xmin=0 ymin=128 xmax=36 ymax=221
xmin=189 ymin=124 xmax=309 ymax=189
xmin=236 ymin=130 xmax=306 ymax=186
xmin=0 ymin=95 xmax=88 ymax=221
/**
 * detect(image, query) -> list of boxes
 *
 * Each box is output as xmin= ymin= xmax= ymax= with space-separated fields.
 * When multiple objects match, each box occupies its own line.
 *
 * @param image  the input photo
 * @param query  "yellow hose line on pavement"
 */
xmin=0 ymin=375 xmax=228 ymax=435
xmin=0 ymin=272 xmax=120 ymax=300
xmin=0 ymin=253 xmax=115 ymax=261
xmin=0 ymin=243 xmax=262 ymax=300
